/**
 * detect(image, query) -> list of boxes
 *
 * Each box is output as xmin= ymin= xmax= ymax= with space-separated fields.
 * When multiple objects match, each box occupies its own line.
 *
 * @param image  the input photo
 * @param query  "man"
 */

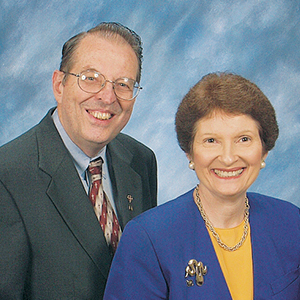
xmin=0 ymin=22 xmax=157 ymax=299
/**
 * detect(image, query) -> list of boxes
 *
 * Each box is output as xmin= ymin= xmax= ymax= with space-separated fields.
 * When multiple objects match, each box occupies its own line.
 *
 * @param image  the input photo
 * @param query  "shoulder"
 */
xmin=127 ymin=189 xmax=196 ymax=233
xmin=0 ymin=124 xmax=38 ymax=164
xmin=121 ymin=188 xmax=201 ymax=263
xmin=248 ymin=192 xmax=300 ymax=228
xmin=248 ymin=192 xmax=299 ymax=215
xmin=107 ymin=133 xmax=157 ymax=173
xmin=0 ymin=109 xmax=63 ymax=173
xmin=0 ymin=122 xmax=41 ymax=182
xmin=110 ymin=133 xmax=155 ymax=158
xmin=0 ymin=109 xmax=54 ymax=154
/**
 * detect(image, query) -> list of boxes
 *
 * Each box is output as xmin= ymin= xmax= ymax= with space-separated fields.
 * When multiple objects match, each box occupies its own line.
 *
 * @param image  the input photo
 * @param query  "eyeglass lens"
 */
xmin=78 ymin=70 xmax=139 ymax=100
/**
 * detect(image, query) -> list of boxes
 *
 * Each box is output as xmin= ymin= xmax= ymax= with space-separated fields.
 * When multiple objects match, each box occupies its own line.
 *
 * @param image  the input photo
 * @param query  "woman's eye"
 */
xmin=206 ymin=138 xmax=215 ymax=143
xmin=240 ymin=136 xmax=250 ymax=142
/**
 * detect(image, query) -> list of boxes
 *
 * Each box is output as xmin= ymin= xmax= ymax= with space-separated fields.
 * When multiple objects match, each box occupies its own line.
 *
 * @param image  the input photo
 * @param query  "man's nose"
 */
xmin=95 ymin=80 xmax=117 ymax=103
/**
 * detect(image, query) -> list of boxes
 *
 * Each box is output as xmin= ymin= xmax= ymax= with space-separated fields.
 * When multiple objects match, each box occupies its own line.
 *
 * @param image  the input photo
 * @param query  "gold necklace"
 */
xmin=194 ymin=185 xmax=250 ymax=252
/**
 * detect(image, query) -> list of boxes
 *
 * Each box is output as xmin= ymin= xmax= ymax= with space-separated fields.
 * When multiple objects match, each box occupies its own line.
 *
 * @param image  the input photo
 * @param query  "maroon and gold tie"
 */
xmin=88 ymin=158 xmax=121 ymax=253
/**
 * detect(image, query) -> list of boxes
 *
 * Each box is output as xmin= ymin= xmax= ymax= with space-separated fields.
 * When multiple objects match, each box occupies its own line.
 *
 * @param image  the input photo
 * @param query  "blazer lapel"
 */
xmin=250 ymin=197 xmax=281 ymax=298
xmin=36 ymin=110 xmax=113 ymax=279
xmin=192 ymin=207 xmax=232 ymax=299
xmin=107 ymin=138 xmax=143 ymax=229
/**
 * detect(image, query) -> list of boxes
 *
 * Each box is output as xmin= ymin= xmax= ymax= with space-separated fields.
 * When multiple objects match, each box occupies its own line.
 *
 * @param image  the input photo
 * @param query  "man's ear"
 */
xmin=52 ymin=70 xmax=64 ymax=104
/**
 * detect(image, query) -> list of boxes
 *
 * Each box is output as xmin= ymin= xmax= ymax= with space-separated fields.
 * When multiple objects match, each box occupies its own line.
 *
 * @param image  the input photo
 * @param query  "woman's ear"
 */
xmin=186 ymin=153 xmax=195 ymax=170
xmin=52 ymin=70 xmax=65 ymax=104
xmin=260 ymin=152 xmax=268 ymax=169
xmin=186 ymin=152 xmax=192 ymax=162
xmin=262 ymin=151 xmax=268 ymax=162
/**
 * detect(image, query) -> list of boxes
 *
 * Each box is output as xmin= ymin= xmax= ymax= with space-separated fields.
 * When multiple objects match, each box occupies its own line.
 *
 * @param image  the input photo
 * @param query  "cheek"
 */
xmin=247 ymin=149 xmax=264 ymax=166
xmin=119 ymin=101 xmax=135 ymax=118
xmin=193 ymin=151 xmax=214 ymax=169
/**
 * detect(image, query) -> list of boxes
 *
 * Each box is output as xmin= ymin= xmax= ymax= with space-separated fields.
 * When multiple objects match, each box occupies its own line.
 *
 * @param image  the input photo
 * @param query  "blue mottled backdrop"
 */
xmin=1 ymin=0 xmax=299 ymax=206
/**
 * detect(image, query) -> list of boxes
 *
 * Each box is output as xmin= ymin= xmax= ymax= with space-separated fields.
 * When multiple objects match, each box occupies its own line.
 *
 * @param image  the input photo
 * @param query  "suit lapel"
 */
xmin=107 ymin=138 xmax=143 ymax=229
xmin=36 ymin=110 xmax=112 ymax=279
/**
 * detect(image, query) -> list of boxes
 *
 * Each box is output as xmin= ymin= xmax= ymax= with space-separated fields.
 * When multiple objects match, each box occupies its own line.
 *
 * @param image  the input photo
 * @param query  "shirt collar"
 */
xmin=52 ymin=109 xmax=107 ymax=179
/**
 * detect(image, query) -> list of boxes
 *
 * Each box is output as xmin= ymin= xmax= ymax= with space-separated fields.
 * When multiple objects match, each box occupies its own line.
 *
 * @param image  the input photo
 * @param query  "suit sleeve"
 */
xmin=104 ymin=220 xmax=167 ymax=299
xmin=0 ymin=180 xmax=30 ymax=299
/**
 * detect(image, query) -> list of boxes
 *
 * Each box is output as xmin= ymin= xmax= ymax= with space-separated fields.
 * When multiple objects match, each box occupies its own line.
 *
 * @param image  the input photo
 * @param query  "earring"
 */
xmin=260 ymin=161 xmax=266 ymax=169
xmin=189 ymin=161 xmax=195 ymax=170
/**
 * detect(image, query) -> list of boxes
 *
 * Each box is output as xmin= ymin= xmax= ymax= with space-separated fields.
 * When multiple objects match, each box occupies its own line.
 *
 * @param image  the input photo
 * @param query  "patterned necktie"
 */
xmin=88 ymin=158 xmax=122 ymax=253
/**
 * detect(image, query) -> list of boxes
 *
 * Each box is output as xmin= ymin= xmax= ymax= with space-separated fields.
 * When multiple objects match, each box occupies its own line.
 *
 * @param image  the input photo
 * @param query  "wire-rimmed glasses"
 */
xmin=63 ymin=69 xmax=142 ymax=101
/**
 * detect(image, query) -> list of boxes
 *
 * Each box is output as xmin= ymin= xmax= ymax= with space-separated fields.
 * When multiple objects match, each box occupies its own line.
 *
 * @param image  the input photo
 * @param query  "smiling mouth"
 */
xmin=214 ymin=169 xmax=244 ymax=178
xmin=88 ymin=110 xmax=112 ymax=120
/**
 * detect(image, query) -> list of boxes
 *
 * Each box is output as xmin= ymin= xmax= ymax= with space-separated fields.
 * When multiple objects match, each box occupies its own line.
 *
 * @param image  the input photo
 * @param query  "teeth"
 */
xmin=89 ymin=111 xmax=112 ymax=120
xmin=214 ymin=169 xmax=243 ymax=178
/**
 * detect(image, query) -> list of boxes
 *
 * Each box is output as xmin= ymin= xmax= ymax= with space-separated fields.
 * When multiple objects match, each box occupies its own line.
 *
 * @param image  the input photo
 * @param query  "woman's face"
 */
xmin=189 ymin=111 xmax=268 ymax=199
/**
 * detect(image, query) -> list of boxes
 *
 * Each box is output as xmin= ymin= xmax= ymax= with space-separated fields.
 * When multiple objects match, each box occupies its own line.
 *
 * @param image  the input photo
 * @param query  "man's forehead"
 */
xmin=70 ymin=33 xmax=138 ymax=78
xmin=77 ymin=33 xmax=132 ymax=53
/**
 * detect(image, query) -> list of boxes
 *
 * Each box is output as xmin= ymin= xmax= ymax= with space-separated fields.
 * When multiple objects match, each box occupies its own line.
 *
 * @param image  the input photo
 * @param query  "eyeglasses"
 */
xmin=63 ymin=69 xmax=142 ymax=101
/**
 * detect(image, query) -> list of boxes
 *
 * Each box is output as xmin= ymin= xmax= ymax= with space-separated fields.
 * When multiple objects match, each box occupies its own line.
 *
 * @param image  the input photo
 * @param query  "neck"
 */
xmin=195 ymin=185 xmax=247 ymax=229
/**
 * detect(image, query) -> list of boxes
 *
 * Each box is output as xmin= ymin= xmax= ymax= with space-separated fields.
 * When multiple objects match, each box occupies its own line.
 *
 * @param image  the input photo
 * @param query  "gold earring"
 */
xmin=189 ymin=161 xmax=195 ymax=170
xmin=261 ymin=161 xmax=266 ymax=169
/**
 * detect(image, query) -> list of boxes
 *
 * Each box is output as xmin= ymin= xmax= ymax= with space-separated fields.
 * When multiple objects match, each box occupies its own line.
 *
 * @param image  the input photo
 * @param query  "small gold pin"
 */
xmin=185 ymin=259 xmax=207 ymax=287
xmin=127 ymin=195 xmax=134 ymax=211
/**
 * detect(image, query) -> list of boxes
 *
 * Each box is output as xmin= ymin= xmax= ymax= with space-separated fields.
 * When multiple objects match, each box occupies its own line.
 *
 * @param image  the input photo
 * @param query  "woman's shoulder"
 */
xmin=248 ymin=192 xmax=299 ymax=209
xmin=128 ymin=188 xmax=197 ymax=231
xmin=247 ymin=192 xmax=299 ymax=223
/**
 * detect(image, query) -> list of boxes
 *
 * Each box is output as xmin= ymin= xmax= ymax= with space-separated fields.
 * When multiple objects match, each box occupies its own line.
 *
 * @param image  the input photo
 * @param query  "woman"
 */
xmin=104 ymin=72 xmax=300 ymax=299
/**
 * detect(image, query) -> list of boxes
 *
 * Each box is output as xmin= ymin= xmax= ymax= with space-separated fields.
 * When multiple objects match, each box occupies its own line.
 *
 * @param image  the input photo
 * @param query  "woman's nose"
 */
xmin=219 ymin=143 xmax=237 ymax=165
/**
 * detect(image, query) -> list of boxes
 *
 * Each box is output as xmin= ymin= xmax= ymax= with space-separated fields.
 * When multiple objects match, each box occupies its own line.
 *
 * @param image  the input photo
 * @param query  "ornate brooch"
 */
xmin=185 ymin=259 xmax=208 ymax=287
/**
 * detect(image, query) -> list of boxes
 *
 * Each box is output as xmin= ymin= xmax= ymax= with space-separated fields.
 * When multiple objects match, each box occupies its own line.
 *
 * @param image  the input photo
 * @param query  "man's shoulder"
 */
xmin=110 ymin=133 xmax=155 ymax=157
xmin=113 ymin=133 xmax=151 ymax=148
xmin=0 ymin=109 xmax=49 ymax=149
xmin=0 ymin=124 xmax=38 ymax=156
xmin=0 ymin=109 xmax=57 ymax=164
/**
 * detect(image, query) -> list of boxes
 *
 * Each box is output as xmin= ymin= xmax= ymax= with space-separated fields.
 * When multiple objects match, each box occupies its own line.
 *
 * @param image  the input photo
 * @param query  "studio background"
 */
xmin=1 ymin=0 xmax=299 ymax=206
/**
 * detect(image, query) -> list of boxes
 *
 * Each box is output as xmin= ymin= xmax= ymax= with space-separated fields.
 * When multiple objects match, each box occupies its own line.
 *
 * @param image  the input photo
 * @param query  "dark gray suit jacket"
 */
xmin=0 ymin=109 xmax=157 ymax=299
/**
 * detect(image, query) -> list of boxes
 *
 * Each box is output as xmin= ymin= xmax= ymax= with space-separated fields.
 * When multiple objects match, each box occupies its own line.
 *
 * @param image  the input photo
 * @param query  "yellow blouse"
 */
xmin=208 ymin=222 xmax=253 ymax=300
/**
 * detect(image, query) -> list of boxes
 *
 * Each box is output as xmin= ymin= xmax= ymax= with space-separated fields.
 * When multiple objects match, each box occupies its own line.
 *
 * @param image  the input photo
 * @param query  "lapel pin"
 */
xmin=185 ymin=259 xmax=207 ymax=287
xmin=127 ymin=194 xmax=134 ymax=211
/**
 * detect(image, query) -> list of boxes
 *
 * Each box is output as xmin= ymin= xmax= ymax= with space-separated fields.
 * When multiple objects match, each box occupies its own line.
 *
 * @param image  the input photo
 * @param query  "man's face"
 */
xmin=53 ymin=34 xmax=139 ymax=157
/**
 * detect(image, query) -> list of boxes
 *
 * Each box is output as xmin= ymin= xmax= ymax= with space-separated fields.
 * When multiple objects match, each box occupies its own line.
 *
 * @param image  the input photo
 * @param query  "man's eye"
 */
xmin=117 ymin=82 xmax=131 ymax=90
xmin=81 ymin=74 xmax=97 ymax=82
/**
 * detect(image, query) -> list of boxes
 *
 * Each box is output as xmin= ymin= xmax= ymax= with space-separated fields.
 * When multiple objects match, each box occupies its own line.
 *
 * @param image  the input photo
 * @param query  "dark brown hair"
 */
xmin=175 ymin=72 xmax=279 ymax=155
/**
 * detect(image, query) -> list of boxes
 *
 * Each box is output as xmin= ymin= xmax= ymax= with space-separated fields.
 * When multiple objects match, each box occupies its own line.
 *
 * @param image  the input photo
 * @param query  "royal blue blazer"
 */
xmin=104 ymin=189 xmax=300 ymax=299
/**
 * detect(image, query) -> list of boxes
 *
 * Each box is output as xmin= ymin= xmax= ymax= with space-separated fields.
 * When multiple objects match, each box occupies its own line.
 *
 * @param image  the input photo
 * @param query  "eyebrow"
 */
xmin=78 ymin=68 xmax=136 ymax=80
xmin=200 ymin=129 xmax=258 ymax=136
